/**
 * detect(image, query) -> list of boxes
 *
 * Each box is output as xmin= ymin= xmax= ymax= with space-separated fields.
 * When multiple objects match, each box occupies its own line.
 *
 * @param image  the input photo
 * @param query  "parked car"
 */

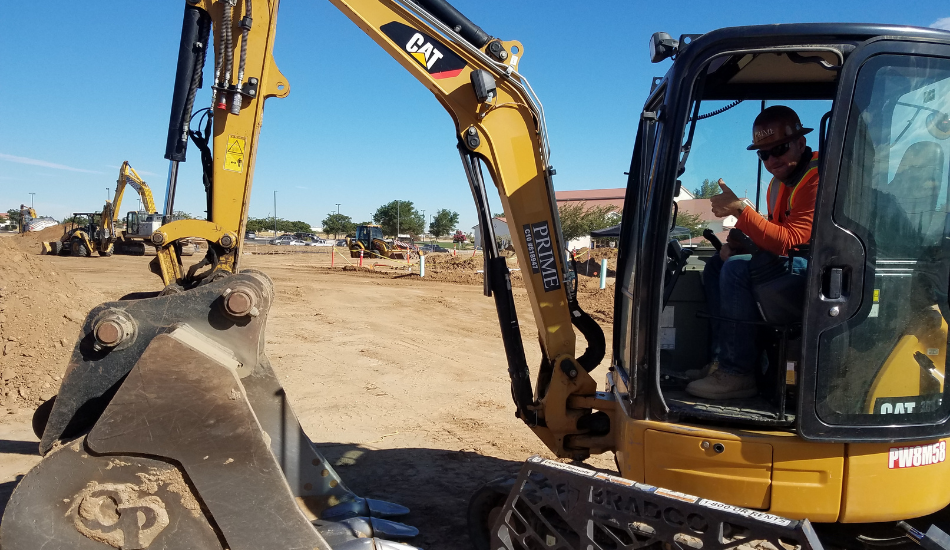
xmin=306 ymin=238 xmax=333 ymax=247
xmin=294 ymin=232 xmax=321 ymax=242
xmin=269 ymin=235 xmax=304 ymax=246
xmin=245 ymin=231 xmax=257 ymax=239
xmin=336 ymin=239 xmax=347 ymax=247
xmin=419 ymin=243 xmax=449 ymax=253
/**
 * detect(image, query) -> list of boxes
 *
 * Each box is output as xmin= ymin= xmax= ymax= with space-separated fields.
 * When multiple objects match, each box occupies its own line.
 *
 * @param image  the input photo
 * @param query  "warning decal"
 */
xmin=225 ymin=136 xmax=246 ymax=173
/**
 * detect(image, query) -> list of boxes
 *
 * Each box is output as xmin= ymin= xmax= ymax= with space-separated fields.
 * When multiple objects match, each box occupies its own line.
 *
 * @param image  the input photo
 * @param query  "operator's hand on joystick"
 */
xmin=710 ymin=179 xmax=746 ymax=218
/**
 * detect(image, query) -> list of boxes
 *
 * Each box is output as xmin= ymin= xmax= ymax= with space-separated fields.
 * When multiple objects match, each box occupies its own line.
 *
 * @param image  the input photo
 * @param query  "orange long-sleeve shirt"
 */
xmin=735 ymin=150 xmax=820 ymax=256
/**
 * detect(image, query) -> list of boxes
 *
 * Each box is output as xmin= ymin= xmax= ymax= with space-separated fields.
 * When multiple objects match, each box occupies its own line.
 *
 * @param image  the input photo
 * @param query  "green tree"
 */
xmin=284 ymin=220 xmax=312 ymax=233
xmin=6 ymin=208 xmax=22 ymax=225
xmin=63 ymin=214 xmax=92 ymax=227
xmin=172 ymin=210 xmax=196 ymax=220
xmin=557 ymin=202 xmax=619 ymax=241
xmin=322 ymin=213 xmax=355 ymax=238
xmin=692 ymin=178 xmax=721 ymax=198
xmin=675 ymin=210 xmax=706 ymax=239
xmin=245 ymin=217 xmax=268 ymax=232
xmin=429 ymin=209 xmax=459 ymax=239
xmin=372 ymin=200 xmax=424 ymax=237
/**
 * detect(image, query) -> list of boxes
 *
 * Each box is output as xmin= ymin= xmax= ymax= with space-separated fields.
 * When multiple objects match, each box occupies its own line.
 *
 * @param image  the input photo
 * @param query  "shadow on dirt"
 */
xmin=0 ymin=440 xmax=37 ymax=456
xmin=0 ymin=441 xmax=528 ymax=550
xmin=0 ymin=475 xmax=25 ymax=519
xmin=314 ymin=443 xmax=525 ymax=550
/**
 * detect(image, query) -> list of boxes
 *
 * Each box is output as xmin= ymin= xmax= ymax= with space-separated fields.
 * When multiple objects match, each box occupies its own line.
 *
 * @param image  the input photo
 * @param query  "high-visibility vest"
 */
xmin=766 ymin=151 xmax=820 ymax=222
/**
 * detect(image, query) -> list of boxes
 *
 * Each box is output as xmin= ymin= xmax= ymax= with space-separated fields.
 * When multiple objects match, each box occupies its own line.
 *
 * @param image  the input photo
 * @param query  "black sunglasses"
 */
xmin=756 ymin=142 xmax=791 ymax=161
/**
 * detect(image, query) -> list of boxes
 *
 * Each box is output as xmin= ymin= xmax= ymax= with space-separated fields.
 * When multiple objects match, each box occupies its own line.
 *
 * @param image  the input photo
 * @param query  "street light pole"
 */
xmin=28 ymin=192 xmax=35 ymax=209
xmin=335 ymin=203 xmax=340 ymax=215
xmin=273 ymin=190 xmax=278 ymax=236
xmin=396 ymin=200 xmax=400 ymax=238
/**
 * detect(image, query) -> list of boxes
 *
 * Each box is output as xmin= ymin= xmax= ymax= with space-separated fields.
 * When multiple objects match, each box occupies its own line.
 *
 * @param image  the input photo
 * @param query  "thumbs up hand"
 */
xmin=709 ymin=179 xmax=746 ymax=218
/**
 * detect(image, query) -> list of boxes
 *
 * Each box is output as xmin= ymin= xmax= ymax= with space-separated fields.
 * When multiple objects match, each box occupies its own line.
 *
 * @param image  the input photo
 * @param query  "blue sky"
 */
xmin=2 ymin=2 xmax=949 ymax=232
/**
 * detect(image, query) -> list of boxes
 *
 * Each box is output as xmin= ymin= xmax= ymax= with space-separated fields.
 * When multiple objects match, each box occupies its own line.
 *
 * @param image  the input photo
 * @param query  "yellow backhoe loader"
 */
xmin=4 ymin=1 xmax=950 ymax=549
xmin=348 ymin=224 xmax=416 ymax=260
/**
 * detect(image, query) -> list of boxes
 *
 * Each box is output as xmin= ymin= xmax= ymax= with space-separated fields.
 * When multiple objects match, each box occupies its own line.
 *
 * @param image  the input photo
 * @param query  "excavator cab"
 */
xmin=608 ymin=24 xmax=950 ymax=524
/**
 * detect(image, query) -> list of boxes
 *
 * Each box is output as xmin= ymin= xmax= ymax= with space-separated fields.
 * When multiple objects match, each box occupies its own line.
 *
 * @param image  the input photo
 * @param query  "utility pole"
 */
xmin=273 ymin=190 xmax=278 ymax=236
xmin=396 ymin=200 xmax=400 ymax=238
xmin=335 ymin=203 xmax=341 ymax=214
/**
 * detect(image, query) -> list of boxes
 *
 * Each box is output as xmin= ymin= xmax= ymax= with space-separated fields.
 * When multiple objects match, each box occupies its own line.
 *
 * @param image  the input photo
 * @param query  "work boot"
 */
xmin=684 ymin=361 xmax=718 ymax=381
xmin=685 ymin=369 xmax=757 ymax=400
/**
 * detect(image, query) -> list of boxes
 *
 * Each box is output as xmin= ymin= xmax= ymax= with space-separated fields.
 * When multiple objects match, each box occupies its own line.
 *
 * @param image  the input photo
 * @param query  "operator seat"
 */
xmin=891 ymin=141 xmax=944 ymax=245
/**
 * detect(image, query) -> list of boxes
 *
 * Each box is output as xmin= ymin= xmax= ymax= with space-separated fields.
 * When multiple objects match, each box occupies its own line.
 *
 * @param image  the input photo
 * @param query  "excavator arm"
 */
xmin=155 ymin=0 xmax=613 ymax=458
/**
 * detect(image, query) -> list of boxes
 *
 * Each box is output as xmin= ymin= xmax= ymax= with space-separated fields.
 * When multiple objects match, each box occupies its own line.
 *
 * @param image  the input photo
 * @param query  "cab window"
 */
xmin=817 ymin=54 xmax=950 ymax=424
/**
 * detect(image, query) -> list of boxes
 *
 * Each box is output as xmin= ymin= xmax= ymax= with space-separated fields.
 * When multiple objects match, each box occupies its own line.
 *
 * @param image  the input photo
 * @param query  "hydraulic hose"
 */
xmin=218 ymin=0 xmax=235 ymax=110
xmin=409 ymin=0 xmax=490 ymax=47
xmin=231 ymin=0 xmax=252 ymax=115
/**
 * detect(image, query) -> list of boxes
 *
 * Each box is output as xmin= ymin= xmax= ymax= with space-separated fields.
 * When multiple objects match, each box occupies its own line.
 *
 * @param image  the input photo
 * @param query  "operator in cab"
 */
xmin=686 ymin=106 xmax=820 ymax=400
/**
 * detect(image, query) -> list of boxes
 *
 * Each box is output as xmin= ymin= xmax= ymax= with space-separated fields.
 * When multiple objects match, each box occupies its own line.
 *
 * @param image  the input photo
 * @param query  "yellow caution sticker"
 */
xmin=225 ymin=135 xmax=246 ymax=173
xmin=873 ymin=289 xmax=880 ymax=302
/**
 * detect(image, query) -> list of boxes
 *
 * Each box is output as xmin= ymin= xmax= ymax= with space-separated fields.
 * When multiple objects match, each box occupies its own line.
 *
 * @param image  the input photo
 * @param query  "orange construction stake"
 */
xmin=359 ymin=249 xmax=363 ymax=267
xmin=331 ymin=246 xmax=335 ymax=267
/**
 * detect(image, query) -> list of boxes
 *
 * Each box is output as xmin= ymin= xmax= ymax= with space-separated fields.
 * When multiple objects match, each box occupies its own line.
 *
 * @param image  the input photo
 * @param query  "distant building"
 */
xmin=471 ymin=217 xmax=511 ymax=248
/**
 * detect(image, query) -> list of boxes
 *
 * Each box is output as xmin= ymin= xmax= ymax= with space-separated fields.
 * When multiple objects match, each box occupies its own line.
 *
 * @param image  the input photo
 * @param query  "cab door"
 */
xmin=799 ymin=38 xmax=950 ymax=442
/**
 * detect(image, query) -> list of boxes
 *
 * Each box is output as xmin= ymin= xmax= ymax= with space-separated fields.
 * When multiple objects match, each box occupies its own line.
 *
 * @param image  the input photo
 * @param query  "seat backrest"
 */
xmin=891 ymin=141 xmax=944 ymax=243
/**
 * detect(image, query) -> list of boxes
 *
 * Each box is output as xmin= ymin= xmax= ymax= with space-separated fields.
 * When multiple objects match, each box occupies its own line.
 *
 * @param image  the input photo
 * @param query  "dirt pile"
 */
xmin=10 ymin=225 xmax=66 ymax=254
xmin=0 ymin=235 xmax=102 ymax=410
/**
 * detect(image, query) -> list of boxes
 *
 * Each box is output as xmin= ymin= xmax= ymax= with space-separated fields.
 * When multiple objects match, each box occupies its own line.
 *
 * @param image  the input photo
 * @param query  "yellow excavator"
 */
xmin=17 ymin=205 xmax=37 ymax=233
xmin=108 ymin=161 xmax=165 ymax=256
xmin=4 ymin=1 xmax=950 ymax=548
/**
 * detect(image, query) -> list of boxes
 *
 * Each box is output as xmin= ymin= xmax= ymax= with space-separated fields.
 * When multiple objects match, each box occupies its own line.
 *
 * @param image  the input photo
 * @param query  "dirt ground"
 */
xmin=0 ymin=231 xmax=616 ymax=549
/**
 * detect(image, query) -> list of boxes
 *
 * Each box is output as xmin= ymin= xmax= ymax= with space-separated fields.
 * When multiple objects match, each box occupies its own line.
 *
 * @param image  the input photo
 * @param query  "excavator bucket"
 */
xmin=0 ymin=271 xmax=419 ymax=549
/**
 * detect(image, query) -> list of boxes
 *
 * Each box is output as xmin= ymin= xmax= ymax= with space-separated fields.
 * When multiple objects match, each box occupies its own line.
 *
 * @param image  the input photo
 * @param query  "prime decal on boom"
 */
xmin=381 ymin=22 xmax=467 ymax=79
xmin=522 ymin=221 xmax=561 ymax=292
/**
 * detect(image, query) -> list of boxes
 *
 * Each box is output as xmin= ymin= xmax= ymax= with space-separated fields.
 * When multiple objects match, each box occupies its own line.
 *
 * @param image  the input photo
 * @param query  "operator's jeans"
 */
xmin=703 ymin=254 xmax=807 ymax=376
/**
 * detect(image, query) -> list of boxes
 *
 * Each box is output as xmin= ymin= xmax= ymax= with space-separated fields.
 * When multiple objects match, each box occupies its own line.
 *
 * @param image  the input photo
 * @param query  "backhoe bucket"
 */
xmin=0 ymin=271 xmax=418 ymax=550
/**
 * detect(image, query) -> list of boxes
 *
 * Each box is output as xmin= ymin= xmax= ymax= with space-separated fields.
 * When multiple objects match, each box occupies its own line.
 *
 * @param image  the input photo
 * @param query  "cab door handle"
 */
xmin=822 ymin=267 xmax=848 ymax=300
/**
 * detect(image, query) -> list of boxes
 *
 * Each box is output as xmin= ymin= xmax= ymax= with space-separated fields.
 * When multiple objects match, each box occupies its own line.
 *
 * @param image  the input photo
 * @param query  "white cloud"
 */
xmin=931 ymin=17 xmax=950 ymax=31
xmin=1 ymin=153 xmax=103 ymax=174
